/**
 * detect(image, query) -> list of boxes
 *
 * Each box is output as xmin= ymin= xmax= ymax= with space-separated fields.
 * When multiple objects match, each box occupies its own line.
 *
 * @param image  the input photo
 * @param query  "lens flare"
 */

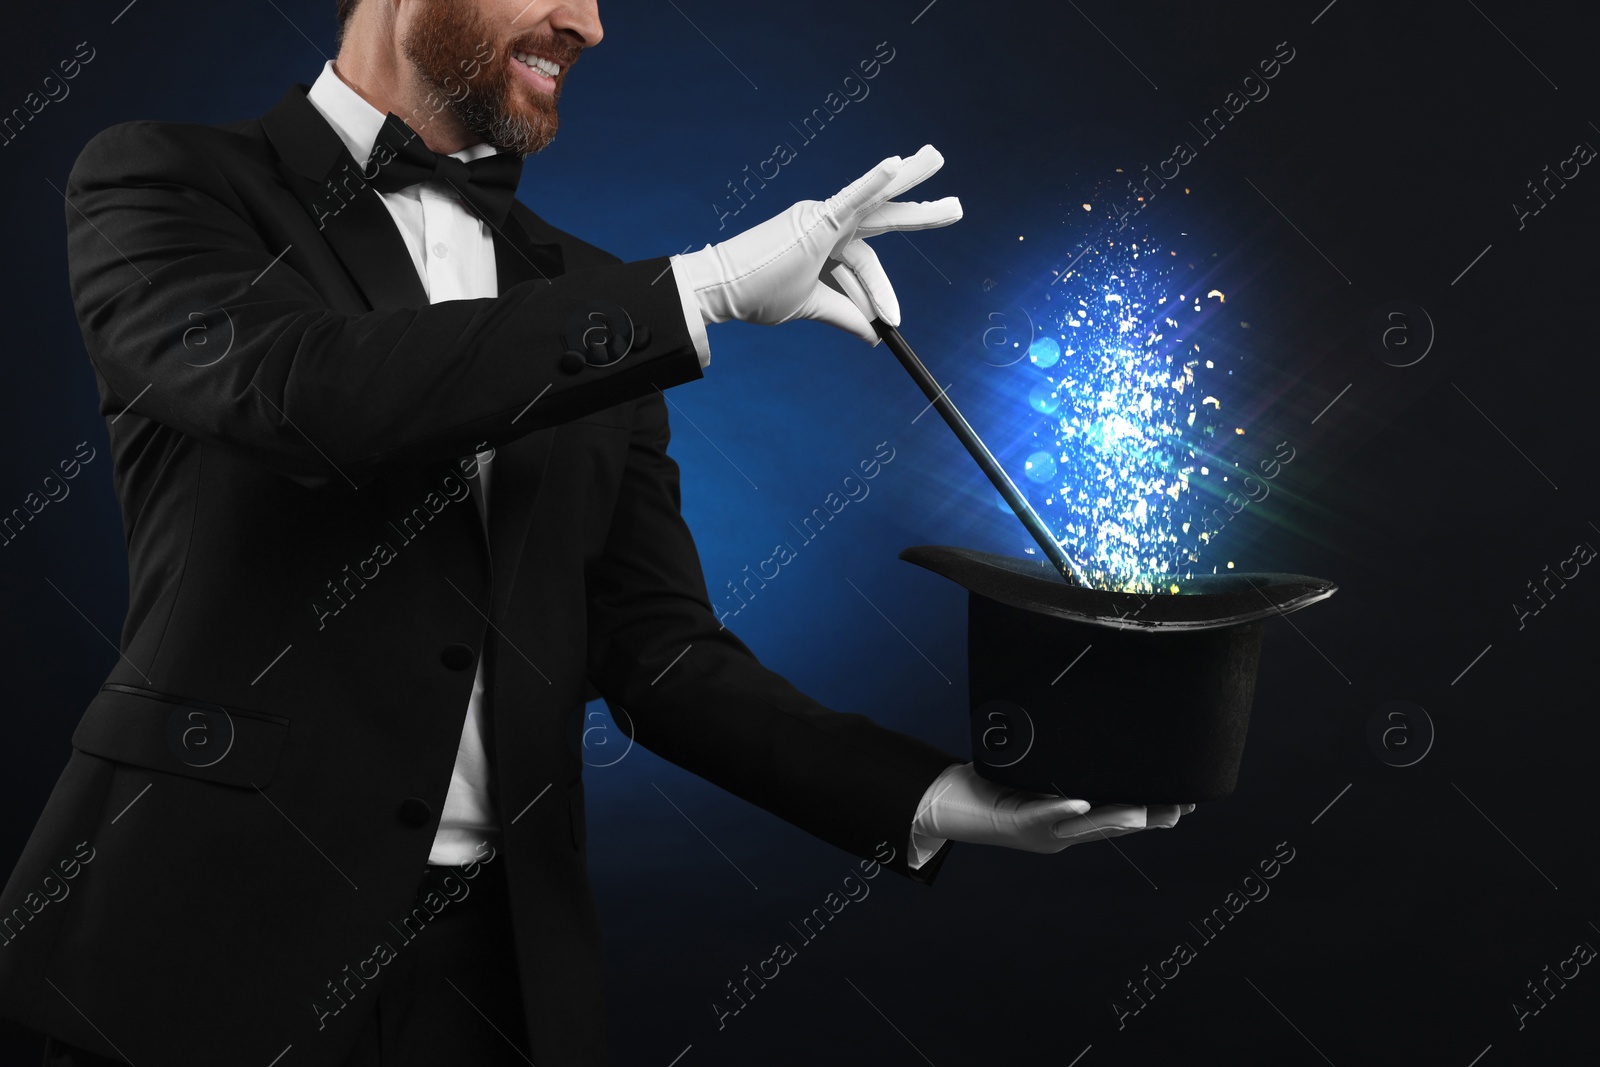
xmin=1023 ymin=451 xmax=1058 ymax=484
xmin=1027 ymin=381 xmax=1063 ymax=415
xmin=1027 ymin=336 xmax=1062 ymax=368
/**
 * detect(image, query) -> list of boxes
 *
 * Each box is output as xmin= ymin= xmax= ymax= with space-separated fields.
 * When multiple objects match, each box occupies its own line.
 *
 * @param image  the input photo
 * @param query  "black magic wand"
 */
xmin=871 ymin=319 xmax=1087 ymax=588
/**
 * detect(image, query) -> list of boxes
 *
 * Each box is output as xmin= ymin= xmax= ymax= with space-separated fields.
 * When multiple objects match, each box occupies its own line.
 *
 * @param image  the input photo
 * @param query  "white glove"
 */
xmin=913 ymin=762 xmax=1194 ymax=855
xmin=671 ymin=145 xmax=962 ymax=344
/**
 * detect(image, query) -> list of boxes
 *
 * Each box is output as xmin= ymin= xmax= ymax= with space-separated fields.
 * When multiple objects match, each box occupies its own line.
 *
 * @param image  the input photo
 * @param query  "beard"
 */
xmin=401 ymin=0 xmax=582 ymax=156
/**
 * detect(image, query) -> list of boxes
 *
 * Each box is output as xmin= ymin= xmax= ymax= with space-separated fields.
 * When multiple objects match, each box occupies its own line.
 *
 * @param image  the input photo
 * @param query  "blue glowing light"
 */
xmin=1027 ymin=335 xmax=1062 ymax=368
xmin=1023 ymin=451 xmax=1058 ymax=484
xmin=990 ymin=222 xmax=1243 ymax=592
xmin=1027 ymin=381 xmax=1062 ymax=415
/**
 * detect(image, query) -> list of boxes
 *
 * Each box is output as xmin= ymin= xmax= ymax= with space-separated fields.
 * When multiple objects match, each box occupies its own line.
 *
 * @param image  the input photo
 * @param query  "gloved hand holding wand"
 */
xmin=672 ymin=144 xmax=962 ymax=344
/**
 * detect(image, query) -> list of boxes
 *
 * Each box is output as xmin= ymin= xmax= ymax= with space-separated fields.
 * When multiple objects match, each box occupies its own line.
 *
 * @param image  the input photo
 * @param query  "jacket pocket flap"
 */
xmin=71 ymin=683 xmax=291 ymax=789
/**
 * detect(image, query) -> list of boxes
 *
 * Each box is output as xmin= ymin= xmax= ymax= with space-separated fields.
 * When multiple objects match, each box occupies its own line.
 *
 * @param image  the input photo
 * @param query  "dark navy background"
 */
xmin=3 ymin=2 xmax=1596 ymax=1063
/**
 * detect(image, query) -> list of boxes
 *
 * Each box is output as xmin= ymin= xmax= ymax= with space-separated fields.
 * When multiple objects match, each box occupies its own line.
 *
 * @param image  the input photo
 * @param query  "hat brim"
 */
xmin=899 ymin=545 xmax=1337 ymax=632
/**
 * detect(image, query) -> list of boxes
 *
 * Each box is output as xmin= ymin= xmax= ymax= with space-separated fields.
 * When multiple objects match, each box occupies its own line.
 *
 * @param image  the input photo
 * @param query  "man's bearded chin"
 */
xmin=401 ymin=5 xmax=565 ymax=157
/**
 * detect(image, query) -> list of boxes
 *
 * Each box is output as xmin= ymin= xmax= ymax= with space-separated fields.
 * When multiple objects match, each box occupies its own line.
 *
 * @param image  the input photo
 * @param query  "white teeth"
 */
xmin=512 ymin=51 xmax=561 ymax=78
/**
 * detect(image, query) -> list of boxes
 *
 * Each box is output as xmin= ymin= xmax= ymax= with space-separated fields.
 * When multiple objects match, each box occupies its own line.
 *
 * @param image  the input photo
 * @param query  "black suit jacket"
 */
xmin=0 ymin=84 xmax=959 ymax=1066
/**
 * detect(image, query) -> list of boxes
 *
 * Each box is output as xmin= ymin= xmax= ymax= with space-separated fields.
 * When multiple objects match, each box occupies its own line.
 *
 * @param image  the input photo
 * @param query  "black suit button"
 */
xmin=440 ymin=643 xmax=475 ymax=671
xmin=560 ymin=350 xmax=586 ymax=374
xmin=398 ymin=797 xmax=432 ymax=827
xmin=608 ymin=322 xmax=647 ymax=362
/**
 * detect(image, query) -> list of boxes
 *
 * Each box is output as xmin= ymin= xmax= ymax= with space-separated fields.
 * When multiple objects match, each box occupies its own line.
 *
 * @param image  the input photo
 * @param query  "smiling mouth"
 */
xmin=509 ymin=48 xmax=567 ymax=95
xmin=512 ymin=49 xmax=563 ymax=78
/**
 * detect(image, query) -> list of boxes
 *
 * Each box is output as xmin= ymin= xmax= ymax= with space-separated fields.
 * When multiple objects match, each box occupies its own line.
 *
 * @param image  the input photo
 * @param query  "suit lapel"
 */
xmin=486 ymin=203 xmax=567 ymax=617
xmin=260 ymin=84 xmax=428 ymax=311
xmin=493 ymin=201 xmax=565 ymax=293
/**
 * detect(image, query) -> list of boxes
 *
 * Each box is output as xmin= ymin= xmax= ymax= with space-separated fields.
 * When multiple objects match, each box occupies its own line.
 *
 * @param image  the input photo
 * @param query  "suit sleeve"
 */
xmin=64 ymin=120 xmax=703 ymax=489
xmin=585 ymin=393 xmax=961 ymax=884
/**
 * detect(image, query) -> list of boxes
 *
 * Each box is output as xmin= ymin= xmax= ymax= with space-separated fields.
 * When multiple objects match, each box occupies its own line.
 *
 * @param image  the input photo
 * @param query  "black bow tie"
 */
xmin=364 ymin=113 xmax=524 ymax=225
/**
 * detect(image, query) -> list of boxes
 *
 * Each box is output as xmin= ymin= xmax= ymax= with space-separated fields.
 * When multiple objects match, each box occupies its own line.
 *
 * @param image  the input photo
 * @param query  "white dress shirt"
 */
xmin=303 ymin=60 xmax=942 ymax=871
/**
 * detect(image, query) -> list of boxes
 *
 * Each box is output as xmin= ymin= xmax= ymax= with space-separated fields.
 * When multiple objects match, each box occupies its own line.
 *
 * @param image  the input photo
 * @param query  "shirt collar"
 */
xmin=305 ymin=59 xmax=501 ymax=169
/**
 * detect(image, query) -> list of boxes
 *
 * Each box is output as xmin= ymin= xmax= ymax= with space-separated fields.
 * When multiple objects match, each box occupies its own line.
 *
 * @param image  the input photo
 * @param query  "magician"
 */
xmin=0 ymin=2 xmax=1191 ymax=1064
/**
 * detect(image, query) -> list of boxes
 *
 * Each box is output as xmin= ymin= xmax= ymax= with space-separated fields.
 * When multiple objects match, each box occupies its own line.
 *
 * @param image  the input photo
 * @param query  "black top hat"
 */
xmin=901 ymin=545 xmax=1337 ymax=805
